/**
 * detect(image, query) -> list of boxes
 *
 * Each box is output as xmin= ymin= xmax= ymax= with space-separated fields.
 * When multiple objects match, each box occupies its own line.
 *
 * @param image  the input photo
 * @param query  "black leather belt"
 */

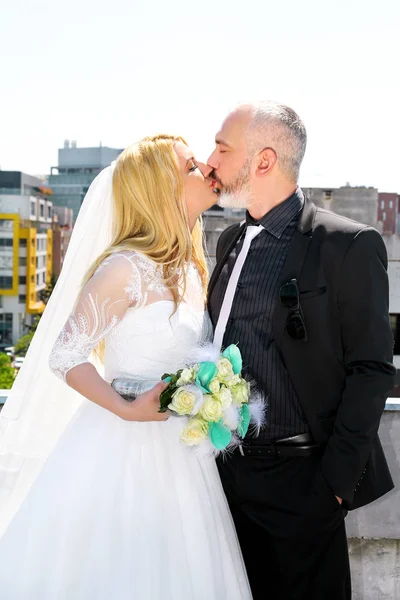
xmin=233 ymin=432 xmax=321 ymax=457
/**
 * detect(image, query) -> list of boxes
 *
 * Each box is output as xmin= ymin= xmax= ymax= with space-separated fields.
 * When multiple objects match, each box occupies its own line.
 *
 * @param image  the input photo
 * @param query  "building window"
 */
xmin=390 ymin=201 xmax=393 ymax=209
xmin=383 ymin=212 xmax=386 ymax=221
xmin=18 ymin=295 xmax=26 ymax=304
xmin=19 ymin=257 xmax=27 ymax=266
xmin=31 ymin=275 xmax=34 ymax=283
xmin=40 ymin=205 xmax=44 ymax=218
xmin=48 ymin=206 xmax=52 ymax=219
xmin=19 ymin=239 xmax=27 ymax=248
xmin=0 ymin=238 xmax=13 ymax=247
xmin=31 ymin=201 xmax=36 ymax=217
xmin=19 ymin=276 xmax=26 ymax=284
xmin=0 ymin=313 xmax=13 ymax=345
xmin=0 ymin=276 xmax=13 ymax=288
xmin=323 ymin=190 xmax=332 ymax=202
xmin=381 ymin=200 xmax=385 ymax=209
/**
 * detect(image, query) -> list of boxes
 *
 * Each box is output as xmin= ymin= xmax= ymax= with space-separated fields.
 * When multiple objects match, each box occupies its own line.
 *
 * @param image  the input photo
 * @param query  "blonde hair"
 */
xmin=81 ymin=134 xmax=209 ymax=360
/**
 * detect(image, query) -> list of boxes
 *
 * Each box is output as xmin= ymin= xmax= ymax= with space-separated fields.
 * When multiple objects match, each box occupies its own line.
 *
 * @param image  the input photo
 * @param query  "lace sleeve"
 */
xmin=49 ymin=254 xmax=141 ymax=381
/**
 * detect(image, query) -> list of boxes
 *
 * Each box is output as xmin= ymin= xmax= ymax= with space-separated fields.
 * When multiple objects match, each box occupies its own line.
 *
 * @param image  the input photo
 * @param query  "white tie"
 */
xmin=213 ymin=224 xmax=264 ymax=350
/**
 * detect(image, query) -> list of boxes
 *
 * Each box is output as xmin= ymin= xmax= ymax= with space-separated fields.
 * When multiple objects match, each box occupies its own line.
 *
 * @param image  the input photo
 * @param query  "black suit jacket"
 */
xmin=208 ymin=196 xmax=396 ymax=510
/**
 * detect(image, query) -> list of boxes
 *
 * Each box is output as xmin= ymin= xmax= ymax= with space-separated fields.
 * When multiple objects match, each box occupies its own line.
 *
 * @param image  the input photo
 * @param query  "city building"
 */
xmin=0 ymin=172 xmax=53 ymax=348
xmin=204 ymin=186 xmax=381 ymax=267
xmin=52 ymin=228 xmax=72 ymax=278
xmin=302 ymin=186 xmax=379 ymax=229
xmin=53 ymin=205 xmax=73 ymax=231
xmin=52 ymin=206 xmax=73 ymax=277
xmin=203 ymin=205 xmax=245 ymax=269
xmin=48 ymin=141 xmax=123 ymax=221
xmin=378 ymin=192 xmax=400 ymax=235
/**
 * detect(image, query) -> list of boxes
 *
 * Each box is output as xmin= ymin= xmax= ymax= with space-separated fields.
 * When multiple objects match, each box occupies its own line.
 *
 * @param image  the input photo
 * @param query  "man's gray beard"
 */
xmin=218 ymin=189 xmax=251 ymax=209
xmin=217 ymin=158 xmax=252 ymax=210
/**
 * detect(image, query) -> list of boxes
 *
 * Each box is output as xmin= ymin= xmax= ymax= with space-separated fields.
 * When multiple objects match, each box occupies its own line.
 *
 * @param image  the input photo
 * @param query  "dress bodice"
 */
xmin=49 ymin=251 xmax=211 ymax=383
xmin=104 ymin=301 xmax=211 ymax=382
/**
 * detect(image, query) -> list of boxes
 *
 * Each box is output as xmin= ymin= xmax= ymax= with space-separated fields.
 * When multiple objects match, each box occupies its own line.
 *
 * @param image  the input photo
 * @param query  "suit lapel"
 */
xmin=208 ymin=222 xmax=245 ymax=299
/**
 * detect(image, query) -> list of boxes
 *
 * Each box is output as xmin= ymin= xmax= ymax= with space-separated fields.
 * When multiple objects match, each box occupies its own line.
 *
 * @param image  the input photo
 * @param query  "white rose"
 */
xmin=216 ymin=358 xmax=234 ymax=384
xmin=208 ymin=377 xmax=221 ymax=395
xmin=227 ymin=374 xmax=241 ymax=388
xmin=218 ymin=386 xmax=233 ymax=409
xmin=180 ymin=418 xmax=209 ymax=446
xmin=200 ymin=396 xmax=224 ymax=422
xmin=231 ymin=379 xmax=250 ymax=406
xmin=169 ymin=386 xmax=197 ymax=415
xmin=177 ymin=368 xmax=196 ymax=386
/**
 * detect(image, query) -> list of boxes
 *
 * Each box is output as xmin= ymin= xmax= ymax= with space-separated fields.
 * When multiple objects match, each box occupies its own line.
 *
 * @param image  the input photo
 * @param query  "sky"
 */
xmin=1 ymin=0 xmax=399 ymax=192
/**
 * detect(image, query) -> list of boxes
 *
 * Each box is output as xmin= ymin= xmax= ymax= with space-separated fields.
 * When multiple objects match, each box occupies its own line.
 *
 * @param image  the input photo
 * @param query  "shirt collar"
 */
xmin=245 ymin=187 xmax=304 ymax=239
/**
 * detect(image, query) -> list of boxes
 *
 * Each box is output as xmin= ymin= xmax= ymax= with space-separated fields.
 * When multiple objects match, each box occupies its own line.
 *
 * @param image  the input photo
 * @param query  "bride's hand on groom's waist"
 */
xmin=117 ymin=381 xmax=170 ymax=422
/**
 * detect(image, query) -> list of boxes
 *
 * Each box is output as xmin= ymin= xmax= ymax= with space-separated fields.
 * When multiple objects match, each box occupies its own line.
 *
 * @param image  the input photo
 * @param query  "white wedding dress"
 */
xmin=0 ymin=251 xmax=251 ymax=599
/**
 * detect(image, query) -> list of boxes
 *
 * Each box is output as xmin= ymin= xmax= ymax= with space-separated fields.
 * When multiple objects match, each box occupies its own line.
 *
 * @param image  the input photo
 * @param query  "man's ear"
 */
xmin=256 ymin=147 xmax=277 ymax=177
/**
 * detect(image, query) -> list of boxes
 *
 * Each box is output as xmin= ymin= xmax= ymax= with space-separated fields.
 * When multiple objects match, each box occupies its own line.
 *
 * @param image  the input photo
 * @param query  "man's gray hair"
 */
xmin=244 ymin=101 xmax=307 ymax=182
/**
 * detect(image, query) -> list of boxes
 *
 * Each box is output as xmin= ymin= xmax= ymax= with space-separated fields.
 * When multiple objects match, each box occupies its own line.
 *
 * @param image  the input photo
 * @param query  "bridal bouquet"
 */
xmin=158 ymin=343 xmax=265 ymax=455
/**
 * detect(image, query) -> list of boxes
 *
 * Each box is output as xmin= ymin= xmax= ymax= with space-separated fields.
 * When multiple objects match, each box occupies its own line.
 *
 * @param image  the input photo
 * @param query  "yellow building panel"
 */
xmin=20 ymin=227 xmax=45 ymax=315
xmin=46 ymin=229 xmax=53 ymax=284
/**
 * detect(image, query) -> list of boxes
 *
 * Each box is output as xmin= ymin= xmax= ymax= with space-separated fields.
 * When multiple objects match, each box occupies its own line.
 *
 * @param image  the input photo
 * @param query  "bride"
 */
xmin=0 ymin=134 xmax=252 ymax=599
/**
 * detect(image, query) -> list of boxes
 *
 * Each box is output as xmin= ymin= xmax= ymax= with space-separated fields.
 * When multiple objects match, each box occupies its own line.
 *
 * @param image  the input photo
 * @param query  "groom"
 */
xmin=206 ymin=101 xmax=395 ymax=600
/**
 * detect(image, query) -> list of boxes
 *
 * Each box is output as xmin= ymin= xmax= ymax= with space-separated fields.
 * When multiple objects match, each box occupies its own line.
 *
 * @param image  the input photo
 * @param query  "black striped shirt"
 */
xmin=208 ymin=188 xmax=310 ymax=441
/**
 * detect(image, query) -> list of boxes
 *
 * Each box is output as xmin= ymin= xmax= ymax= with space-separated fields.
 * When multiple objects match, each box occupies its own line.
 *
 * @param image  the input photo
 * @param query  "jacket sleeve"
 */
xmin=321 ymin=227 xmax=396 ymax=503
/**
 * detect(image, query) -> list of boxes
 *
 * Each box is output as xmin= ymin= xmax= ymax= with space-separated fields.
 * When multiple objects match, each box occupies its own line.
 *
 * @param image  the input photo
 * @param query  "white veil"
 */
xmin=0 ymin=164 xmax=115 ymax=535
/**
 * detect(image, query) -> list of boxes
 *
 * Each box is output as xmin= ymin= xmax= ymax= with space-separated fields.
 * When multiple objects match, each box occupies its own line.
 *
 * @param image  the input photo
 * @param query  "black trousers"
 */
xmin=217 ymin=453 xmax=351 ymax=600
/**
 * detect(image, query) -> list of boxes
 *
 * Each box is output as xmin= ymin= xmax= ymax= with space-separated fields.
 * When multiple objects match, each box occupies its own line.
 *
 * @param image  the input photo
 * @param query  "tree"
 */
xmin=40 ymin=274 xmax=57 ymax=305
xmin=14 ymin=312 xmax=44 ymax=358
xmin=0 ymin=353 xmax=16 ymax=389
xmin=14 ymin=332 xmax=35 ymax=357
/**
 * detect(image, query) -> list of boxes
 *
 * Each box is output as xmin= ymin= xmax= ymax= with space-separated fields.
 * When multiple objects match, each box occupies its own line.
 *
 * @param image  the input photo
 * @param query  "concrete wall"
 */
xmin=203 ymin=208 xmax=244 ymax=269
xmin=303 ymin=186 xmax=379 ymax=228
xmin=347 ymin=407 xmax=400 ymax=599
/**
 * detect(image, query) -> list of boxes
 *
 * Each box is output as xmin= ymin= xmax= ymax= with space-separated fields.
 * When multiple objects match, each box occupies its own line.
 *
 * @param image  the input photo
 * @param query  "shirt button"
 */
xmin=237 ymin=282 xmax=243 ymax=290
